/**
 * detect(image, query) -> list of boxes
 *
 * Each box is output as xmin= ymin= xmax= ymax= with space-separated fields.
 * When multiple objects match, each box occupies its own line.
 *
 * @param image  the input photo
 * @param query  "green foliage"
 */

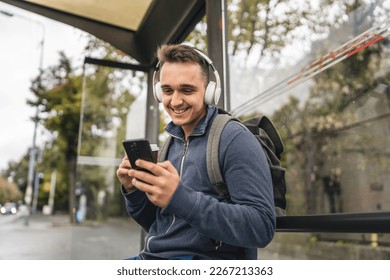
xmin=0 ymin=176 xmax=22 ymax=203
xmin=23 ymin=47 xmax=137 ymax=218
xmin=29 ymin=51 xmax=81 ymax=155
xmin=1 ymin=152 xmax=29 ymax=195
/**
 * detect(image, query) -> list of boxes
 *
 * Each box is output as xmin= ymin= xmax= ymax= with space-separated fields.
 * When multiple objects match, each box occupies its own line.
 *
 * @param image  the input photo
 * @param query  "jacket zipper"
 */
xmin=179 ymin=139 xmax=189 ymax=176
xmin=165 ymin=140 xmax=188 ymax=233
xmin=145 ymin=138 xmax=188 ymax=253
xmin=179 ymin=137 xmax=223 ymax=251
xmin=168 ymin=139 xmax=188 ymax=232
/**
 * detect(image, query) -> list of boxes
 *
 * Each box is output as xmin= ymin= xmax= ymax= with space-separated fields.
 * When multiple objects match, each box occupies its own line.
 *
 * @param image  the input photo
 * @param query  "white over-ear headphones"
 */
xmin=152 ymin=48 xmax=221 ymax=105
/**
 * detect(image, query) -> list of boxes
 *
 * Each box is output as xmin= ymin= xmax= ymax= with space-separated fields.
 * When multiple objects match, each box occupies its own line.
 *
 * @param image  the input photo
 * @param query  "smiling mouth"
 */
xmin=171 ymin=107 xmax=188 ymax=114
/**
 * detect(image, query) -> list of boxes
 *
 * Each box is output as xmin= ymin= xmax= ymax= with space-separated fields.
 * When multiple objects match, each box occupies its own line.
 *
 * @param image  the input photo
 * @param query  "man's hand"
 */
xmin=129 ymin=159 xmax=180 ymax=208
xmin=116 ymin=156 xmax=136 ymax=192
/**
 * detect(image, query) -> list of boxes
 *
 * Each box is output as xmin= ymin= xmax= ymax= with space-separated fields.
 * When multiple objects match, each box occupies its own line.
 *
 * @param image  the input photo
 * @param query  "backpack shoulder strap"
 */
xmin=244 ymin=115 xmax=285 ymax=159
xmin=258 ymin=116 xmax=285 ymax=158
xmin=207 ymin=114 xmax=237 ymax=198
xmin=158 ymin=135 xmax=172 ymax=162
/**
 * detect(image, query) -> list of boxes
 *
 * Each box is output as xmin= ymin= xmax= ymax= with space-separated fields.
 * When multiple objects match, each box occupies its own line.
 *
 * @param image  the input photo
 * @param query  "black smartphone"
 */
xmin=122 ymin=139 xmax=156 ymax=173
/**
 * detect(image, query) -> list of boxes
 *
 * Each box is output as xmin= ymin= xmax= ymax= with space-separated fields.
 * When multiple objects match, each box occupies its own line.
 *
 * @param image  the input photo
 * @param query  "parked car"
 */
xmin=0 ymin=202 xmax=18 ymax=215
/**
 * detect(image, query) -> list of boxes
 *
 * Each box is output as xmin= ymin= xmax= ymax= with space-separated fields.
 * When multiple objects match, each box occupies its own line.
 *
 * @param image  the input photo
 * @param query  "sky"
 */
xmin=0 ymin=2 xmax=89 ymax=171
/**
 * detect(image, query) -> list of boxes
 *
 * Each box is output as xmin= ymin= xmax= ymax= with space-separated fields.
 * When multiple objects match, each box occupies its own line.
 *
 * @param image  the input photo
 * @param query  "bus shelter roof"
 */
xmin=0 ymin=0 xmax=205 ymax=66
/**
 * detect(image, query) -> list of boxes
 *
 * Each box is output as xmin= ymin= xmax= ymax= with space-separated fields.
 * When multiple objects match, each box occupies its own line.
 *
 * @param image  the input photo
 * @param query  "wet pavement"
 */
xmin=0 ymin=212 xmax=141 ymax=260
xmin=0 ymin=211 xmax=283 ymax=260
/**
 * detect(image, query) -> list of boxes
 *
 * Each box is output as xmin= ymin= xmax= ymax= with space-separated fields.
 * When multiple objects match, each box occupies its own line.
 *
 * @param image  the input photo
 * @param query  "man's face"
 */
xmin=159 ymin=61 xmax=208 ymax=137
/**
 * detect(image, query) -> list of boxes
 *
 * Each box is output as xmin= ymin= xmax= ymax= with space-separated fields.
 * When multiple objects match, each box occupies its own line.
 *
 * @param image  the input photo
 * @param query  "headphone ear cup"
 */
xmin=154 ymin=82 xmax=162 ymax=103
xmin=204 ymin=81 xmax=217 ymax=105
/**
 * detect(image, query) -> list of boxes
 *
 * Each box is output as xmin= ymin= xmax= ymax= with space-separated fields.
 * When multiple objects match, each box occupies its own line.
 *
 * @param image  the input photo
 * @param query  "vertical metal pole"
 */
xmin=220 ymin=0 xmax=230 ymax=111
xmin=32 ymin=172 xmax=42 ymax=213
xmin=139 ymin=67 xmax=160 ymax=249
xmin=145 ymin=67 xmax=160 ymax=145
xmin=77 ymin=64 xmax=87 ymax=158
xmin=47 ymin=169 xmax=57 ymax=214
xmin=206 ymin=0 xmax=230 ymax=111
xmin=26 ymin=26 xmax=45 ymax=207
xmin=25 ymin=115 xmax=38 ymax=206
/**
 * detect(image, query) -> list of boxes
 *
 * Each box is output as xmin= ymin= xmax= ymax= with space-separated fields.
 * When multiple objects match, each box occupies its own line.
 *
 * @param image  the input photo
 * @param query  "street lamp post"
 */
xmin=0 ymin=9 xmax=45 ymax=208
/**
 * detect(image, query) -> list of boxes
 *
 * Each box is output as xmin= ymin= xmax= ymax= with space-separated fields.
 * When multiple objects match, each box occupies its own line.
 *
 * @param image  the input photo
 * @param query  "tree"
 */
xmin=227 ymin=0 xmax=356 ymax=64
xmin=28 ymin=52 xmax=82 ymax=222
xmin=27 ymin=39 xmax=137 ymax=221
xmin=1 ymin=153 xmax=29 ymax=197
xmin=0 ymin=176 xmax=22 ymax=203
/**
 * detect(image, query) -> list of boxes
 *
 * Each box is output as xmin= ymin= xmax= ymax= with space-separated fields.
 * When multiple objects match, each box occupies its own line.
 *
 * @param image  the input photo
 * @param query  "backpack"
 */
xmin=158 ymin=109 xmax=287 ymax=216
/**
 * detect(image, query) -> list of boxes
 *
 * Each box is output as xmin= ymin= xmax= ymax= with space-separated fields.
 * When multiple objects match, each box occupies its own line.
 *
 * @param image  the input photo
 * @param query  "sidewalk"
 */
xmin=0 ymin=213 xmax=141 ymax=260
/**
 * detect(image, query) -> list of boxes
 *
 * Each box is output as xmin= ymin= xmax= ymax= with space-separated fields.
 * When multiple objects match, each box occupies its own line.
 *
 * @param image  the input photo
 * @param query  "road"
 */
xmin=0 ymin=212 xmax=286 ymax=260
xmin=0 ymin=212 xmax=141 ymax=260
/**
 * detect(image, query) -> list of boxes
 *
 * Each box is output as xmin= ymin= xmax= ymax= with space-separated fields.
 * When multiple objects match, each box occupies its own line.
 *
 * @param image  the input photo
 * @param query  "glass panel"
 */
xmin=225 ymin=0 xmax=390 ymax=259
xmin=72 ymin=63 xmax=146 ymax=258
xmin=76 ymin=63 xmax=146 ymax=218
xmin=229 ymin=0 xmax=390 ymax=216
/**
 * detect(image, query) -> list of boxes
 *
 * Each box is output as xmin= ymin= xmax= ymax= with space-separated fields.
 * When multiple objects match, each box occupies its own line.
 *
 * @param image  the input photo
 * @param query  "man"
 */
xmin=116 ymin=44 xmax=275 ymax=259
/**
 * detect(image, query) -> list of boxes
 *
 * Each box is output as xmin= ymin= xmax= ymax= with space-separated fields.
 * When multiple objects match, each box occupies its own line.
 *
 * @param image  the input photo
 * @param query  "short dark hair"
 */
xmin=156 ymin=44 xmax=210 ymax=86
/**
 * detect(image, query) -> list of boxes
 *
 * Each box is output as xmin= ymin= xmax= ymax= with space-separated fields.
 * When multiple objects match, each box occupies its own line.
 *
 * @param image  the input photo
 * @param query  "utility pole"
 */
xmin=0 ymin=9 xmax=45 ymax=209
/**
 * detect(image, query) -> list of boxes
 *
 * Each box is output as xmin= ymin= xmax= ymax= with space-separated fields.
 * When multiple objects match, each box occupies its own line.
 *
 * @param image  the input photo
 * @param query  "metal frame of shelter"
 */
xmin=2 ymin=0 xmax=390 ymax=235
